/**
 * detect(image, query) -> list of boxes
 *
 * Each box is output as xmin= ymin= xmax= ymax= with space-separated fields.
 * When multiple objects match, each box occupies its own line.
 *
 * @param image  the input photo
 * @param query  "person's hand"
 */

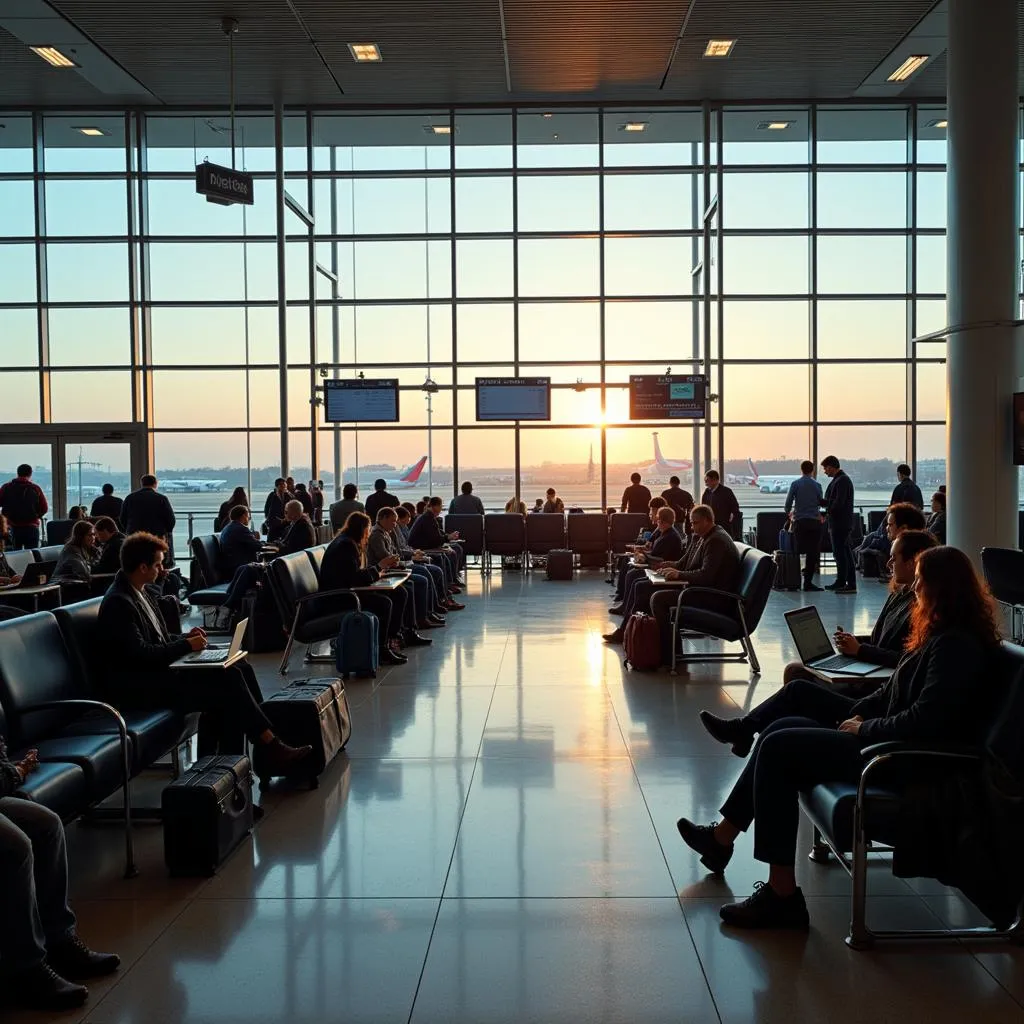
xmin=15 ymin=749 xmax=39 ymax=780
xmin=634 ymin=552 xmax=646 ymax=565
xmin=838 ymin=716 xmax=863 ymax=735
xmin=448 ymin=531 xmax=460 ymax=541
xmin=187 ymin=633 xmax=208 ymax=652
xmin=834 ymin=631 xmax=860 ymax=655
xmin=188 ymin=626 xmax=207 ymax=639
xmin=382 ymin=554 xmax=400 ymax=569
xmin=661 ymin=567 xmax=681 ymax=581
xmin=9 ymin=574 xmax=20 ymax=587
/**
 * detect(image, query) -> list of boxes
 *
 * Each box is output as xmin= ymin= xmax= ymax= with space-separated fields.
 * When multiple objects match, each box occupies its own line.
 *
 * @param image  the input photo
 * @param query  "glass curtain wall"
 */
xmin=0 ymin=102 xmax=966 ymax=522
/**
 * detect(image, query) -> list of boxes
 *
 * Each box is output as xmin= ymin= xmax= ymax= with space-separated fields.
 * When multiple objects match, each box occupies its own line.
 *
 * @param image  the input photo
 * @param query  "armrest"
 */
xmin=295 ymin=586 xmax=362 ymax=605
xmin=676 ymin=586 xmax=744 ymax=604
xmin=21 ymin=699 xmax=130 ymax=761
xmin=857 ymin=742 xmax=983 ymax=809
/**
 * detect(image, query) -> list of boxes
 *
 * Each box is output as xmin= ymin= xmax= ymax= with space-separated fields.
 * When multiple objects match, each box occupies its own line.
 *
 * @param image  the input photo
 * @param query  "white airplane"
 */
xmin=638 ymin=432 xmax=694 ymax=479
xmin=161 ymin=479 xmax=228 ymax=493
xmin=742 ymin=460 xmax=799 ymax=494
xmin=351 ymin=456 xmax=429 ymax=492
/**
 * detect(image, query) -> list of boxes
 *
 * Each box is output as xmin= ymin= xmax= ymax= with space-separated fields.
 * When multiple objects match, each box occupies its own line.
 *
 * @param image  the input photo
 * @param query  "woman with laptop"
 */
xmin=676 ymin=543 xmax=1002 ymax=930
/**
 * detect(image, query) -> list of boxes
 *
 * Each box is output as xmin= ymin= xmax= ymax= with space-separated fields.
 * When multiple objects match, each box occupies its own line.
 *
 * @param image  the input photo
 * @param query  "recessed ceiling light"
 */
xmin=757 ymin=120 xmax=794 ymax=131
xmin=348 ymin=42 xmax=382 ymax=62
xmin=428 ymin=124 xmax=451 ymax=135
xmin=704 ymin=39 xmax=736 ymax=58
xmin=542 ymin=112 xmax=553 ymax=119
xmin=887 ymin=55 xmax=929 ymax=82
xmin=30 ymin=45 xmax=78 ymax=67
xmin=926 ymin=117 xmax=948 ymax=129
xmin=73 ymin=126 xmax=107 ymax=137
xmin=620 ymin=122 xmax=648 ymax=133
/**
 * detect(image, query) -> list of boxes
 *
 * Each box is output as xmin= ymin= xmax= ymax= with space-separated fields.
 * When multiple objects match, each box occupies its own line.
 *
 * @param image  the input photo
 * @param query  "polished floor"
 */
xmin=20 ymin=568 xmax=1024 ymax=1023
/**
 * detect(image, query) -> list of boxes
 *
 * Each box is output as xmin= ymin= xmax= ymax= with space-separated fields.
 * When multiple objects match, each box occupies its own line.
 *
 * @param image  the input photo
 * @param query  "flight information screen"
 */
xmin=476 ymin=377 xmax=551 ymax=421
xmin=629 ymin=374 xmax=708 ymax=420
xmin=324 ymin=379 xmax=400 ymax=422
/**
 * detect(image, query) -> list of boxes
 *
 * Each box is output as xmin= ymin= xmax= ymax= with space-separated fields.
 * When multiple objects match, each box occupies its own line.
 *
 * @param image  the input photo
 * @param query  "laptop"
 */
xmin=2 ymin=561 xmax=53 ymax=587
xmin=372 ymin=572 xmax=410 ymax=589
xmin=173 ymin=618 xmax=248 ymax=669
xmin=645 ymin=568 xmax=685 ymax=585
xmin=784 ymin=607 xmax=881 ymax=676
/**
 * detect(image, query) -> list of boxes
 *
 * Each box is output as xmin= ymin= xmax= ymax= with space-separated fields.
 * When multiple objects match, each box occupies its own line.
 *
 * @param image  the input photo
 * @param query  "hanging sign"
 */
xmin=195 ymin=161 xmax=254 ymax=206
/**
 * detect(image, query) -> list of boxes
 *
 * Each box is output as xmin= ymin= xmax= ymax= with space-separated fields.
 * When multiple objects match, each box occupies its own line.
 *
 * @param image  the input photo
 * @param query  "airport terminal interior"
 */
xmin=3 ymin=0 xmax=1024 ymax=1020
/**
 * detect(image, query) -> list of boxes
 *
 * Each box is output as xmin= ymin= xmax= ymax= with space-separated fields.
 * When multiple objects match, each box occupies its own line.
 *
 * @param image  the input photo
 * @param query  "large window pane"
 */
xmin=146 ymin=179 xmax=278 ymax=236
xmin=45 ymin=180 xmax=129 ymax=237
xmin=816 ymin=108 xmax=908 ymax=164
xmin=603 ymin=173 xmax=695 ymax=231
xmin=723 ymin=426 xmax=814 ymax=480
xmin=44 ymin=115 xmax=126 ymax=172
xmin=817 ymin=300 xmax=907 ymax=359
xmin=351 ymin=241 xmax=451 ymax=300
xmin=915 ymin=361 xmax=946 ymax=421
xmin=456 ymin=240 xmax=513 ymax=297
xmin=602 ymin=109 xmax=700 ymax=168
xmin=455 ymin=177 xmax=513 ymax=232
xmin=519 ymin=302 xmax=599 ymax=362
xmin=348 ymin=177 xmax=451 ymax=234
xmin=916 ymin=236 xmax=946 ymax=293
xmin=817 ymin=237 xmax=907 ymax=293
xmin=456 ymin=304 xmax=513 ymax=362
xmin=519 ymin=427 xmax=602 ymax=506
xmin=817 ymin=172 xmax=907 ymax=229
xmin=605 ymin=301 xmax=695 ymax=361
xmin=722 ymin=172 xmax=808 ymax=229
xmin=49 ymin=308 xmax=131 ymax=366
xmin=518 ymin=239 xmax=599 ymax=297
xmin=517 ymin=175 xmax=599 ymax=232
xmin=147 ymin=242 xmax=276 ymax=302
xmin=0 ymin=181 xmax=36 ymax=236
xmin=723 ymin=301 xmax=809 ymax=359
xmin=723 ymin=364 xmax=810 ymax=421
xmin=0 ymin=373 xmax=41 ymax=422
xmin=0 ymin=117 xmax=34 ymax=173
xmin=46 ymin=243 xmax=128 ymax=302
xmin=816 ymin=426 xmax=910 ymax=496
xmin=916 ymin=172 xmax=947 ymax=230
xmin=517 ymin=111 xmax=598 ymax=169
xmin=2 ymin=310 xmax=38 ymax=367
xmin=722 ymin=109 xmax=809 ymax=165
xmin=454 ymin=112 xmax=512 ymax=170
xmin=311 ymin=114 xmax=450 ymax=173
xmin=723 ymin=236 xmax=809 ymax=294
xmin=153 ymin=370 xmax=248 ymax=428
xmin=0 ymin=244 xmax=37 ymax=303
xmin=605 ymin=237 xmax=693 ymax=296
xmin=51 ymin=371 xmax=132 ymax=421
xmin=818 ymin=363 xmax=907 ymax=421
xmin=606 ymin=426 xmax=699 ymax=493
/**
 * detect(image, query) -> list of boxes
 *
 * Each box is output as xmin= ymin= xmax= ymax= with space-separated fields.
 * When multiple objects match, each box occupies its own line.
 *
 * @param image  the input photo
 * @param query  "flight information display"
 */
xmin=629 ymin=374 xmax=708 ymax=420
xmin=476 ymin=377 xmax=551 ymax=422
xmin=324 ymin=379 xmax=400 ymax=423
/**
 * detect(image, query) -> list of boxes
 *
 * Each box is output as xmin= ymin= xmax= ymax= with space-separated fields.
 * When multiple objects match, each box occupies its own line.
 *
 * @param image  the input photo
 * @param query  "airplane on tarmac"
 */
xmin=639 ymin=432 xmax=694 ymax=480
xmin=733 ymin=459 xmax=799 ymax=494
xmin=161 ymin=479 xmax=229 ymax=493
xmin=349 ymin=456 xmax=429 ymax=491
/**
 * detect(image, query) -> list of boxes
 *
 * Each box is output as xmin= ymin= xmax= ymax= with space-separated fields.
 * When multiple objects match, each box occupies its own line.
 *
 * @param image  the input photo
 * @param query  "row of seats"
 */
xmin=0 ymin=599 xmax=198 ymax=877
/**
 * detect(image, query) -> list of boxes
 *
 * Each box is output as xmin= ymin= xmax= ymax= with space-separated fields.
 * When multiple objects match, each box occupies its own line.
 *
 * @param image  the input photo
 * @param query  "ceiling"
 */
xmin=0 ymin=0 xmax=995 ymax=110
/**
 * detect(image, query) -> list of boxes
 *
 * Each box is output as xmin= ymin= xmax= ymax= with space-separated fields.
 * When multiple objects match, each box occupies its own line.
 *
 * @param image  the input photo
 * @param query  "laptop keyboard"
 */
xmin=813 ymin=653 xmax=861 ymax=672
xmin=188 ymin=649 xmax=226 ymax=663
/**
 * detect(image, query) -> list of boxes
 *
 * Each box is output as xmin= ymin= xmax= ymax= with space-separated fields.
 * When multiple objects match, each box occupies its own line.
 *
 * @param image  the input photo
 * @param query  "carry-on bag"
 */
xmin=162 ymin=754 xmax=254 ymax=876
xmin=623 ymin=612 xmax=662 ymax=671
xmin=258 ymin=677 xmax=352 ymax=788
xmin=772 ymin=550 xmax=801 ymax=591
xmin=241 ymin=564 xmax=286 ymax=653
xmin=546 ymin=549 xmax=574 ymax=580
xmin=335 ymin=606 xmax=379 ymax=679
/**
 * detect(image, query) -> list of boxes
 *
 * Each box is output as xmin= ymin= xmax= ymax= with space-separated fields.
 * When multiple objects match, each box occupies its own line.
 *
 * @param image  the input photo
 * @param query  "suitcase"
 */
xmin=162 ymin=754 xmax=254 ymax=877
xmin=546 ymin=549 xmax=574 ymax=580
xmin=335 ymin=609 xmax=379 ymax=679
xmin=241 ymin=565 xmax=286 ymax=653
xmin=772 ymin=550 xmax=801 ymax=591
xmin=623 ymin=612 xmax=662 ymax=671
xmin=777 ymin=527 xmax=795 ymax=553
xmin=258 ymin=677 xmax=351 ymax=788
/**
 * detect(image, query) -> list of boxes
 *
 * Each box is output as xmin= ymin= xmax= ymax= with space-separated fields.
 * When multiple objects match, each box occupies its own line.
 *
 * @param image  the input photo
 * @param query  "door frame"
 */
xmin=0 ymin=423 xmax=146 ymax=520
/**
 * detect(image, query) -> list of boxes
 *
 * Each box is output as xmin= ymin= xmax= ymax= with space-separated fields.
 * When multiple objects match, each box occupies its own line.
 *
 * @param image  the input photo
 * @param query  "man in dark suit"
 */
xmin=364 ymin=479 xmax=400 ymax=523
xmin=821 ymin=455 xmax=856 ymax=593
xmin=90 ymin=483 xmax=123 ymax=521
xmin=120 ymin=475 xmax=175 ymax=547
xmin=92 ymin=517 xmax=125 ymax=575
xmin=700 ymin=470 xmax=742 ymax=540
xmin=661 ymin=476 xmax=695 ymax=534
xmin=262 ymin=478 xmax=290 ymax=543
xmin=277 ymin=500 xmax=316 ymax=556
xmin=890 ymin=464 xmax=924 ymax=509
xmin=609 ymin=506 xmax=685 ymax=611
xmin=96 ymin=532 xmax=311 ymax=776
xmin=218 ymin=506 xmax=262 ymax=574
xmin=409 ymin=497 xmax=465 ymax=584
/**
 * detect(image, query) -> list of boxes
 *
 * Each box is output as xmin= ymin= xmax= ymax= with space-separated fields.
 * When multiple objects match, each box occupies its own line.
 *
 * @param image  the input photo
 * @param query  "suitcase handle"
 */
xmin=218 ymin=763 xmax=252 ymax=819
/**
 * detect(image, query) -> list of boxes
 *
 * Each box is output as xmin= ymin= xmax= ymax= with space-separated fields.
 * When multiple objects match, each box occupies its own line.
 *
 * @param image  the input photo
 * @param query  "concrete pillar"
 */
xmin=946 ymin=0 xmax=1022 ymax=560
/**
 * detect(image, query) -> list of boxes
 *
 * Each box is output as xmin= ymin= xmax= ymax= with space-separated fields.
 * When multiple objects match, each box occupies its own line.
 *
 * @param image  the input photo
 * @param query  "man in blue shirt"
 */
xmin=784 ymin=461 xmax=824 ymax=592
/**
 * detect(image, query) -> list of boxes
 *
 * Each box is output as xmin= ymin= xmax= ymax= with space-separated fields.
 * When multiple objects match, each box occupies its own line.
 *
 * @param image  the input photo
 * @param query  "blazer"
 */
xmin=263 ymin=490 xmax=288 ymax=523
xmin=278 ymin=516 xmax=316 ymax=556
xmin=823 ymin=470 xmax=855 ymax=532
xmin=621 ymin=483 xmax=652 ymax=514
xmin=857 ymin=586 xmax=914 ymax=668
xmin=700 ymin=485 xmax=741 ymax=529
xmin=367 ymin=524 xmax=400 ymax=566
xmin=927 ymin=510 xmax=946 ymax=544
xmin=647 ymin=526 xmax=684 ymax=565
xmin=219 ymin=520 xmax=262 ymax=573
xmin=851 ymin=629 xmax=996 ymax=745
xmin=93 ymin=532 xmax=125 ymax=575
xmin=96 ymin=571 xmax=191 ymax=681
xmin=120 ymin=487 xmax=176 ymax=537
xmin=665 ymin=525 xmax=741 ymax=590
xmin=891 ymin=478 xmax=924 ymax=509
xmin=90 ymin=494 xmax=124 ymax=521
xmin=320 ymin=536 xmax=379 ymax=592
xmin=408 ymin=512 xmax=446 ymax=551
xmin=365 ymin=490 xmax=399 ymax=522
xmin=52 ymin=544 xmax=94 ymax=584
xmin=329 ymin=499 xmax=365 ymax=532
xmin=660 ymin=486 xmax=694 ymax=523
xmin=449 ymin=493 xmax=485 ymax=515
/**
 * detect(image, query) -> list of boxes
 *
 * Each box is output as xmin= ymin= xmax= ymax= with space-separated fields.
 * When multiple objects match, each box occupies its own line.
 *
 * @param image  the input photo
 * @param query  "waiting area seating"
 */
xmin=188 ymin=534 xmax=232 ymax=608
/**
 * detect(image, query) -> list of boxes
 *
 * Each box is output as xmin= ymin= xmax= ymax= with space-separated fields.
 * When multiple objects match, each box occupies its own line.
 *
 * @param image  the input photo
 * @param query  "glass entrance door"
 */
xmin=60 ymin=437 xmax=137 ymax=518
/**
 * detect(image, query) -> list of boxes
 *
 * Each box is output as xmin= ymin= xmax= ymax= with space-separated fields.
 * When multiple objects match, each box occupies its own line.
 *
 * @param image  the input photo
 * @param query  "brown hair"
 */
xmin=67 ymin=520 xmax=95 ymax=547
xmin=906 ymin=546 xmax=1001 ymax=652
xmin=93 ymin=516 xmax=117 ymax=535
xmin=690 ymin=504 xmax=714 ymax=525
xmin=120 ymin=532 xmax=168 ymax=573
xmin=887 ymin=501 xmax=926 ymax=532
xmin=888 ymin=529 xmax=937 ymax=593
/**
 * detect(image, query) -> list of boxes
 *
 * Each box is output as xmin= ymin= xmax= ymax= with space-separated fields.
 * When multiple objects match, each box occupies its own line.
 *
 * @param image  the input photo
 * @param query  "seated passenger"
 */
xmin=219 ymin=504 xmax=262 ymax=573
xmin=854 ymin=501 xmax=926 ymax=571
xmin=91 ymin=516 xmax=125 ymax=575
xmin=329 ymin=483 xmax=365 ymax=532
xmin=319 ymin=512 xmax=408 ymax=665
xmin=367 ymin=509 xmax=433 ymax=642
xmin=530 ymin=498 xmax=544 ymax=514
xmin=676 ymin=545 xmax=1001 ymax=930
xmin=609 ymin=506 xmax=684 ymax=612
xmin=277 ymin=499 xmax=316 ymax=556
xmin=52 ymin=521 xmax=97 ymax=585
xmin=409 ymin=497 xmax=465 ymax=584
xmin=542 ymin=488 xmax=564 ymax=514
xmin=449 ymin=481 xmax=485 ymax=515
xmin=926 ymin=490 xmax=947 ymax=544
xmin=395 ymin=506 xmax=462 ymax=611
xmin=603 ymin=505 xmax=740 ymax=659
xmin=96 ymin=533 xmax=311 ymax=776
xmin=0 ymin=739 xmax=120 ymax=1011
xmin=505 ymin=497 xmax=527 ymax=515
xmin=215 ymin=487 xmax=249 ymax=531
xmin=0 ymin=513 xmax=22 ymax=587
xmin=68 ymin=506 xmax=86 ymax=523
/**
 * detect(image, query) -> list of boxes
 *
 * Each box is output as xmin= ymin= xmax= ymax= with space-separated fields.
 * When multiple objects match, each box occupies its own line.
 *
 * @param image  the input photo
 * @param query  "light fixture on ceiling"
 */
xmin=926 ymin=117 xmax=948 ymax=129
xmin=426 ymin=124 xmax=452 ymax=135
xmin=757 ymin=120 xmax=794 ymax=131
xmin=30 ymin=45 xmax=78 ymax=67
xmin=348 ymin=42 xmax=382 ymax=62
xmin=703 ymin=39 xmax=736 ymax=58
xmin=73 ymin=126 xmax=107 ymax=137
xmin=887 ymin=55 xmax=929 ymax=82
xmin=620 ymin=122 xmax=648 ymax=133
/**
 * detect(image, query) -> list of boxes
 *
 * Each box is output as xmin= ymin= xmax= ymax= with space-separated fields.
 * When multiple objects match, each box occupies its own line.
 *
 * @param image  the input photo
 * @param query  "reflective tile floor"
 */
xmin=22 ymin=570 xmax=1024 ymax=1023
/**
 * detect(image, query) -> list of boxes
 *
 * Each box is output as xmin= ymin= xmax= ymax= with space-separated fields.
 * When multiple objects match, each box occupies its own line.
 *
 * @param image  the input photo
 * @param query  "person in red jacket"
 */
xmin=0 ymin=464 xmax=49 ymax=550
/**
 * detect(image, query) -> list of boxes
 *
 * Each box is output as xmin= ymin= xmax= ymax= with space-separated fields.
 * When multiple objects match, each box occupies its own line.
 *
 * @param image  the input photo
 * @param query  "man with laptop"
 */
xmin=96 ymin=532 xmax=312 ymax=778
xmin=698 ymin=529 xmax=938 ymax=754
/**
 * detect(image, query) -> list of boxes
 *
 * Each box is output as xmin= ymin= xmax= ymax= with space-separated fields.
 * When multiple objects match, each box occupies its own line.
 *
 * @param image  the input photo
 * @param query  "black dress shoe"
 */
xmin=802 ymin=582 xmax=824 ymax=592
xmin=5 ymin=963 xmax=88 ymax=1011
xmin=824 ymin=582 xmax=840 ymax=591
xmin=256 ymin=739 xmax=314 ymax=779
xmin=719 ymin=882 xmax=810 ymax=930
xmin=47 ymin=934 xmax=120 ymax=981
xmin=602 ymin=628 xmax=624 ymax=644
xmin=676 ymin=818 xmax=734 ymax=874
xmin=698 ymin=710 xmax=754 ymax=757
xmin=418 ymin=619 xmax=444 ymax=630
xmin=404 ymin=630 xmax=433 ymax=646
xmin=608 ymin=605 xmax=625 ymax=615
xmin=381 ymin=648 xmax=408 ymax=665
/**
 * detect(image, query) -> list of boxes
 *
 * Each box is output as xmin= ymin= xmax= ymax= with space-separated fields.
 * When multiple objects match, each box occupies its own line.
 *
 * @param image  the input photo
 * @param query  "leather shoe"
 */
xmin=719 ymin=882 xmax=809 ymax=930
xmin=428 ymin=613 xmax=447 ymax=624
xmin=4 ymin=963 xmax=88 ymax=1011
xmin=404 ymin=630 xmax=433 ymax=646
xmin=698 ymin=710 xmax=754 ymax=757
xmin=676 ymin=817 xmax=734 ymax=874
xmin=608 ymin=605 xmax=624 ymax=615
xmin=47 ymin=933 xmax=120 ymax=980
xmin=257 ymin=738 xmax=313 ymax=779
xmin=418 ymin=619 xmax=444 ymax=630
xmin=381 ymin=647 xmax=408 ymax=665
xmin=802 ymin=582 xmax=823 ymax=592
xmin=602 ymin=628 xmax=624 ymax=644
xmin=445 ymin=599 xmax=466 ymax=611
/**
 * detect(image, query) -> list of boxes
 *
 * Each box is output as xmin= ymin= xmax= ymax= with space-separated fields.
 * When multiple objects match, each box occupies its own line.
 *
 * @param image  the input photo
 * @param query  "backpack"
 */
xmin=1 ymin=480 xmax=38 ymax=522
xmin=623 ymin=612 xmax=662 ymax=671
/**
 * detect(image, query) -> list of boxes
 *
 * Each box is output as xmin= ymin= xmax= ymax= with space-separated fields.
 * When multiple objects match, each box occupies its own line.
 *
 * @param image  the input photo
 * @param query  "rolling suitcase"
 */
xmin=335 ymin=607 xmax=379 ymax=679
xmin=241 ymin=565 xmax=286 ymax=653
xmin=623 ymin=612 xmax=661 ymax=671
xmin=772 ymin=550 xmax=801 ymax=591
xmin=546 ymin=549 xmax=574 ymax=580
xmin=258 ymin=677 xmax=352 ymax=788
xmin=162 ymin=754 xmax=254 ymax=877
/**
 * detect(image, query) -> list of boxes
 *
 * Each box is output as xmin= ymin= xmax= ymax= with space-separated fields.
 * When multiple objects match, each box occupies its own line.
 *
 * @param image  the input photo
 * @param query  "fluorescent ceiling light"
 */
xmin=429 ymin=125 xmax=451 ymax=135
xmin=73 ymin=126 xmax=107 ymax=137
xmin=926 ymin=117 xmax=948 ymax=129
xmin=30 ymin=45 xmax=78 ymax=67
xmin=348 ymin=42 xmax=382 ymax=62
xmin=704 ymin=39 xmax=736 ymax=58
xmin=542 ymin=112 xmax=553 ymax=118
xmin=757 ymin=120 xmax=794 ymax=131
xmin=620 ymin=122 xmax=648 ymax=133
xmin=887 ymin=55 xmax=929 ymax=82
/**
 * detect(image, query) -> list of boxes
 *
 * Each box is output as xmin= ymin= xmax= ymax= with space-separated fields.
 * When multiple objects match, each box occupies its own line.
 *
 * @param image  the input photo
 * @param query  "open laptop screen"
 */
xmin=785 ymin=607 xmax=835 ymax=663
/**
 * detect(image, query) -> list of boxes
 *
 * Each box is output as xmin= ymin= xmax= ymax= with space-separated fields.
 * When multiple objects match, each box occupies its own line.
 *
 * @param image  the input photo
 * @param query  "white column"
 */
xmin=946 ymin=0 xmax=1022 ymax=560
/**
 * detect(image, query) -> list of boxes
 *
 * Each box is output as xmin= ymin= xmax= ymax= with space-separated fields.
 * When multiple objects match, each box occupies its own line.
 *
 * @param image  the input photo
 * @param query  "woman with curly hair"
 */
xmin=676 ymin=544 xmax=1001 ymax=931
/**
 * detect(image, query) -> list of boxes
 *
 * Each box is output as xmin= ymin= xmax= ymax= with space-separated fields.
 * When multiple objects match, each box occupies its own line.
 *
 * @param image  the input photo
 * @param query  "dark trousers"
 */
xmin=111 ymin=660 xmax=272 ymax=754
xmin=745 ymin=677 xmax=856 ymax=733
xmin=830 ymin=528 xmax=855 ymax=587
xmin=650 ymin=588 xmax=683 ymax=662
xmin=412 ymin=562 xmax=445 ymax=612
xmin=612 ymin=555 xmax=634 ymax=598
xmin=11 ymin=525 xmax=40 ymax=550
xmin=792 ymin=518 xmax=822 ymax=584
xmin=619 ymin=565 xmax=648 ymax=607
xmin=224 ymin=563 xmax=260 ymax=611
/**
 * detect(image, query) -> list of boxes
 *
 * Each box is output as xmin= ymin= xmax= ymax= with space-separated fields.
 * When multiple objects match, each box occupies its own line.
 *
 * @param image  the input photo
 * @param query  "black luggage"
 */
xmin=242 ymin=563 xmax=286 ymax=653
xmin=772 ymin=549 xmax=801 ymax=591
xmin=162 ymin=754 xmax=254 ymax=876
xmin=546 ymin=549 xmax=574 ymax=580
xmin=258 ymin=677 xmax=351 ymax=788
